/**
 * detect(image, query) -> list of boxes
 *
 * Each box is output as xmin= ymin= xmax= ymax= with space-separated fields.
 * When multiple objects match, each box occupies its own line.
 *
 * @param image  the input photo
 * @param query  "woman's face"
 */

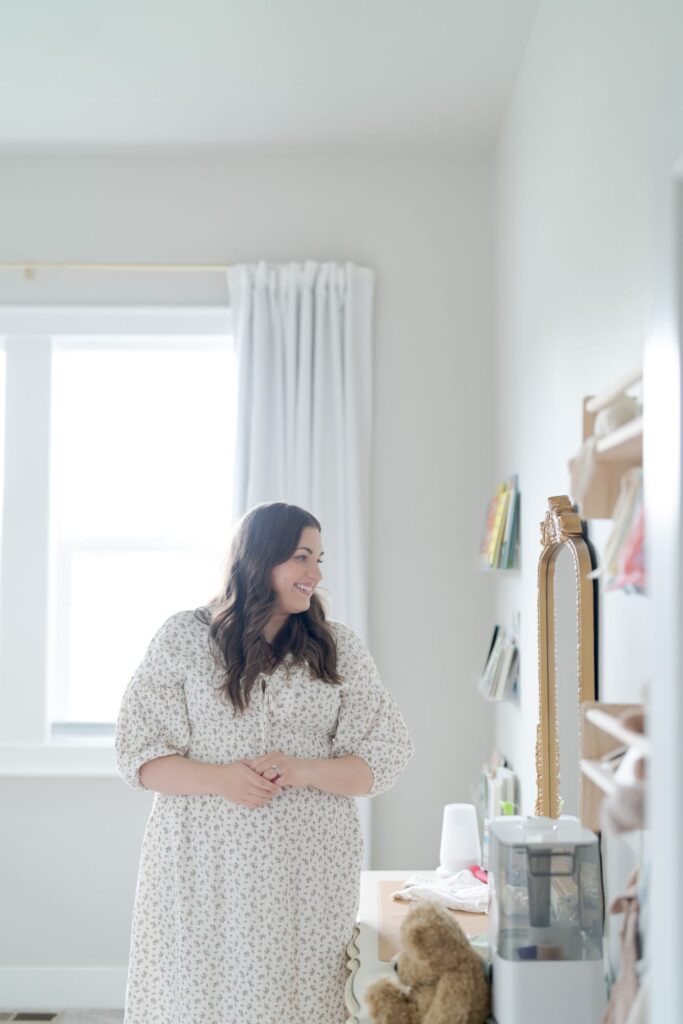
xmin=269 ymin=526 xmax=324 ymax=616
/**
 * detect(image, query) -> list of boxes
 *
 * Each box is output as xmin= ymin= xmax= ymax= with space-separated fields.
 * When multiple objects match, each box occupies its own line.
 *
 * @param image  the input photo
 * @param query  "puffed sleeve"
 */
xmin=114 ymin=612 xmax=192 ymax=791
xmin=330 ymin=621 xmax=414 ymax=797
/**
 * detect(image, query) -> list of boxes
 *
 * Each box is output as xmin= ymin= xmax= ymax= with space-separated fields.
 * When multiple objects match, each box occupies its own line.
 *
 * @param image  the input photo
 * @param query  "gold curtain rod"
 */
xmin=0 ymin=261 xmax=233 ymax=279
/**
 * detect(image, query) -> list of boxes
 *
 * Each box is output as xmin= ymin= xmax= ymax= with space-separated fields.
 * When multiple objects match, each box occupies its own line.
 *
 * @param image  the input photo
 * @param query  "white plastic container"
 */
xmin=437 ymin=803 xmax=482 ymax=876
xmin=488 ymin=816 xmax=607 ymax=1024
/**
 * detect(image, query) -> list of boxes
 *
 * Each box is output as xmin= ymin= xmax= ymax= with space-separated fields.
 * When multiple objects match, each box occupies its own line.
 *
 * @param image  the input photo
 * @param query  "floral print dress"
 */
xmin=115 ymin=610 xmax=414 ymax=1024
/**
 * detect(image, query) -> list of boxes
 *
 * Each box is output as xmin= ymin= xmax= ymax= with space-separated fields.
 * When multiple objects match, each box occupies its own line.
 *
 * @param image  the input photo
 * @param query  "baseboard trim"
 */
xmin=0 ymin=967 xmax=126 ymax=1010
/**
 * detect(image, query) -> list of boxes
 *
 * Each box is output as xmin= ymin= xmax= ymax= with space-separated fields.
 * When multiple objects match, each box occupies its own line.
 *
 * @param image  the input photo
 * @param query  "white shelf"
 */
xmin=594 ymin=415 xmax=643 ymax=463
xmin=585 ymin=368 xmax=643 ymax=414
xmin=584 ymin=707 xmax=650 ymax=755
xmin=580 ymin=702 xmax=646 ymax=831
xmin=580 ymin=758 xmax=617 ymax=798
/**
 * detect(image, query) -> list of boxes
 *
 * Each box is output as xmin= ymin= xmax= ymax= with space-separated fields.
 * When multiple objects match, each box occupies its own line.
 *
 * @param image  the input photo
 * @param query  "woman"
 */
xmin=115 ymin=501 xmax=414 ymax=1024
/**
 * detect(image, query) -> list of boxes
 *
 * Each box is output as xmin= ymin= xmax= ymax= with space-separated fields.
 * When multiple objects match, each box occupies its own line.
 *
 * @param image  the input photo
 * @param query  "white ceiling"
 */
xmin=0 ymin=0 xmax=540 ymax=152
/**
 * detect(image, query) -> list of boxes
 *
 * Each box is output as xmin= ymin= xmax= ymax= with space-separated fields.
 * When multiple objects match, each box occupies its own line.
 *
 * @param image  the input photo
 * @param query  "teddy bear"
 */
xmin=365 ymin=901 xmax=491 ymax=1024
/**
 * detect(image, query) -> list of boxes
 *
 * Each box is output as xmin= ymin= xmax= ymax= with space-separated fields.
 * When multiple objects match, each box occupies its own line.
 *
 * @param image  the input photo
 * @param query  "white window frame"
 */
xmin=0 ymin=306 xmax=233 ymax=777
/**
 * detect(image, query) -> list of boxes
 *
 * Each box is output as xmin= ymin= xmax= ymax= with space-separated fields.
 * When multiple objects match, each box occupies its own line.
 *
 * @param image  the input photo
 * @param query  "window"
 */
xmin=47 ymin=336 xmax=237 ymax=729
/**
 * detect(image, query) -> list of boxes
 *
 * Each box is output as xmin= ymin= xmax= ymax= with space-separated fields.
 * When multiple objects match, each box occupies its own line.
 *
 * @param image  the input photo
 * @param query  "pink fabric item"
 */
xmin=610 ymin=503 xmax=645 ymax=591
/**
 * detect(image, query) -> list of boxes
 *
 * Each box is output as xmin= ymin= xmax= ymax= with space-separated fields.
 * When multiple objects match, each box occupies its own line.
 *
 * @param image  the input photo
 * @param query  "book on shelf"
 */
xmin=480 ymin=494 xmax=500 ymax=564
xmin=485 ymin=624 xmax=500 ymax=664
xmin=480 ymin=475 xmax=519 ymax=570
xmin=494 ymin=640 xmax=518 ymax=700
xmin=479 ymin=756 xmax=518 ymax=868
xmin=478 ymin=625 xmax=519 ymax=701
xmin=483 ymin=765 xmax=517 ymax=822
xmin=489 ymin=484 xmax=509 ymax=568
xmin=499 ymin=474 xmax=519 ymax=569
xmin=478 ymin=629 xmax=504 ymax=697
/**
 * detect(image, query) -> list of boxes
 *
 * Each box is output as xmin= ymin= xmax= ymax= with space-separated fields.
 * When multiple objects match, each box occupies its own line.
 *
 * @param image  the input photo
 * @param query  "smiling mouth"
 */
xmin=294 ymin=584 xmax=313 ymax=594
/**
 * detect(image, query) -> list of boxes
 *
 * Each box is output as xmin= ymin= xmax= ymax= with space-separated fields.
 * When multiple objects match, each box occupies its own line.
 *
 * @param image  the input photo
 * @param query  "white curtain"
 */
xmin=228 ymin=261 xmax=375 ymax=640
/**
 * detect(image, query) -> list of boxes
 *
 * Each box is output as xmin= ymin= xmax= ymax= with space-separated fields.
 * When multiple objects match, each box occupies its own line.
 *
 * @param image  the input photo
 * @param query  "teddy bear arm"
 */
xmin=423 ymin=967 xmax=490 ymax=1024
xmin=365 ymin=976 xmax=421 ymax=1024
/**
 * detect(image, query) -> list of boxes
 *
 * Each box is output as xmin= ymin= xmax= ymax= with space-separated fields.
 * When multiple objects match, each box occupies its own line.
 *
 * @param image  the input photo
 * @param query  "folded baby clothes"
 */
xmin=392 ymin=870 xmax=489 ymax=914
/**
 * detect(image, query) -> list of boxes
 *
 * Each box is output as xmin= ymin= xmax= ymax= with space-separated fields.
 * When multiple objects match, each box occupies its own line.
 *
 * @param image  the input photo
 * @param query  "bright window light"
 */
xmin=48 ymin=337 xmax=237 ymax=726
xmin=0 ymin=348 xmax=5 ymax=543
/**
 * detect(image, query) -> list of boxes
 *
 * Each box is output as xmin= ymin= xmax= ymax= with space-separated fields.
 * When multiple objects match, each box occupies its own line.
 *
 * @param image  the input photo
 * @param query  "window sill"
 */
xmin=0 ymin=741 xmax=120 ymax=778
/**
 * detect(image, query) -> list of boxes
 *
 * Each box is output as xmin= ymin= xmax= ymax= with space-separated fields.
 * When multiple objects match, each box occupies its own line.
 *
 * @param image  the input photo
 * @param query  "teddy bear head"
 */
xmin=394 ymin=901 xmax=474 ymax=988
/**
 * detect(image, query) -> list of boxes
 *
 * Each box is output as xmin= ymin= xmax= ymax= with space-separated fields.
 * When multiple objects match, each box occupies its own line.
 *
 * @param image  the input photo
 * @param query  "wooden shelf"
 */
xmin=573 ymin=371 xmax=643 ymax=518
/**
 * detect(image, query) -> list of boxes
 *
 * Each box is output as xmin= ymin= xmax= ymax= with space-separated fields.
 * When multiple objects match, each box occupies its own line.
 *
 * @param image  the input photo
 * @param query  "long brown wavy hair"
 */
xmin=194 ymin=502 xmax=342 ymax=712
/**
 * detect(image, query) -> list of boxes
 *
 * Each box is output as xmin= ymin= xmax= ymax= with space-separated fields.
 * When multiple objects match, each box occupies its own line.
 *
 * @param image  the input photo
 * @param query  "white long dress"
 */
xmin=115 ymin=610 xmax=414 ymax=1024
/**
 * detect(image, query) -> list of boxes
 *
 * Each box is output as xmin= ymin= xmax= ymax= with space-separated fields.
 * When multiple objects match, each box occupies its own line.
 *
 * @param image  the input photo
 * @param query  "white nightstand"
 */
xmin=345 ymin=870 xmax=489 ymax=1024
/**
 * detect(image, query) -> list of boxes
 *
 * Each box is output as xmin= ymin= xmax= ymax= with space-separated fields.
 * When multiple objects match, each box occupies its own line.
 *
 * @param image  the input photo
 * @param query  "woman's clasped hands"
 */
xmin=217 ymin=751 xmax=311 ymax=808
xmin=250 ymin=750 xmax=312 ymax=790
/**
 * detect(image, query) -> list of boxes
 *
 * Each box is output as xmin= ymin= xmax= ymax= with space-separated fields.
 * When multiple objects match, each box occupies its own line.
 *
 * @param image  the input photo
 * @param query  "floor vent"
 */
xmin=6 ymin=1015 xmax=60 ymax=1022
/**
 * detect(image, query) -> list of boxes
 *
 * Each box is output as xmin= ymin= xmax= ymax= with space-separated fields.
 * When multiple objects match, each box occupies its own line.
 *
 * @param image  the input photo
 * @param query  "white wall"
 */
xmin=492 ymin=0 xmax=683 ymax=812
xmin=0 ymin=152 xmax=496 ymax=993
xmin=494 ymin=0 xmax=683 ymax=1005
